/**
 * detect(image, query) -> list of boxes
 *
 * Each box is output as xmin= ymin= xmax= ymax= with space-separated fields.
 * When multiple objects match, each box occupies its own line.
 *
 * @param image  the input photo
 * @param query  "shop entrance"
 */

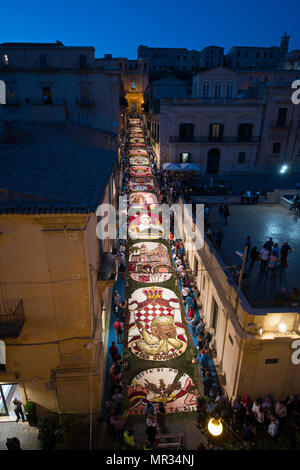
xmin=0 ymin=383 xmax=21 ymax=418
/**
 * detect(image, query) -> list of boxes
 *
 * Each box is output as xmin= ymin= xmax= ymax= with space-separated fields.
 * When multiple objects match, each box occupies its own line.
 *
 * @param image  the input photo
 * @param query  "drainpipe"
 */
xmin=50 ymin=369 xmax=61 ymax=414
xmin=220 ymin=311 xmax=229 ymax=368
xmin=232 ymin=337 xmax=244 ymax=398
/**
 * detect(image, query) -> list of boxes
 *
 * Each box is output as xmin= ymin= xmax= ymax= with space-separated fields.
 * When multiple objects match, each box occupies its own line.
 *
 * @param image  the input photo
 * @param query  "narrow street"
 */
xmin=101 ymin=115 xmax=221 ymax=449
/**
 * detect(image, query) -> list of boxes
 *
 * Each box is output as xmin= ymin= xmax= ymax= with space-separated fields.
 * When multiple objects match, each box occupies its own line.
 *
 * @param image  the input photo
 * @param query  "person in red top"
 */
xmin=109 ymin=341 xmax=119 ymax=361
xmin=187 ymin=306 xmax=195 ymax=320
xmin=113 ymin=319 xmax=123 ymax=344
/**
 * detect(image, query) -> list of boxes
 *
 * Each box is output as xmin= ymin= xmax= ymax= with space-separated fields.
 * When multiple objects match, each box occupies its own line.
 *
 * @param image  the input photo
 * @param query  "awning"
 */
xmin=180 ymin=163 xmax=201 ymax=171
xmin=163 ymin=163 xmax=181 ymax=170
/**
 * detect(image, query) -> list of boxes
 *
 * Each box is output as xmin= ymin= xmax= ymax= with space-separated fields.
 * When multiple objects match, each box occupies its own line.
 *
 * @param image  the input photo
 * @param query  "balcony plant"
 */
xmin=24 ymin=400 xmax=37 ymax=426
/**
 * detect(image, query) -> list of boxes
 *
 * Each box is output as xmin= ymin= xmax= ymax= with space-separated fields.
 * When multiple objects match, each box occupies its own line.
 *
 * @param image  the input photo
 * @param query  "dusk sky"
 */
xmin=2 ymin=0 xmax=300 ymax=58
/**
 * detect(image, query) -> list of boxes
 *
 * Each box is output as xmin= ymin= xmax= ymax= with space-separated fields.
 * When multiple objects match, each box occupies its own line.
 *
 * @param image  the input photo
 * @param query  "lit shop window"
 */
xmin=180 ymin=152 xmax=191 ymax=163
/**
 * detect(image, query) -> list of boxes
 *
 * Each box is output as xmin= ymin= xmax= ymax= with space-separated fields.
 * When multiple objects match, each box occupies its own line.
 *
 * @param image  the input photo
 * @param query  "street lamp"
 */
xmin=208 ymin=417 xmax=223 ymax=437
xmin=279 ymin=165 xmax=288 ymax=188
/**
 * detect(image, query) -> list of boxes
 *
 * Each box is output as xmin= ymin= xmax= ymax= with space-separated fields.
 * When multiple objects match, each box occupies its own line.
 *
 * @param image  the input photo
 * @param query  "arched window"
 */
xmin=207 ymin=148 xmax=221 ymax=174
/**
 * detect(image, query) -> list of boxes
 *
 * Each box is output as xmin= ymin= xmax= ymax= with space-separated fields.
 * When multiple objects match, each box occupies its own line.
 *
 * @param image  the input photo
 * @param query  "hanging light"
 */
xmin=278 ymin=322 xmax=287 ymax=333
xmin=208 ymin=417 xmax=223 ymax=436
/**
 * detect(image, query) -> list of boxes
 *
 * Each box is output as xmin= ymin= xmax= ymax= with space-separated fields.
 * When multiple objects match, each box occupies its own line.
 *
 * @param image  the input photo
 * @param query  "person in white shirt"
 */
xmin=268 ymin=415 xmax=279 ymax=437
xmin=252 ymin=400 xmax=260 ymax=417
xmin=260 ymin=247 xmax=270 ymax=273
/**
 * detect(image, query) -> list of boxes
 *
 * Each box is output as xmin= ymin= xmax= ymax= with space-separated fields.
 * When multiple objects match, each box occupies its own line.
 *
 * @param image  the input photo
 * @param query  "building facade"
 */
xmin=0 ymin=127 xmax=120 ymax=417
xmin=181 ymin=201 xmax=300 ymax=400
xmin=146 ymin=67 xmax=300 ymax=172
xmin=0 ymin=41 xmax=120 ymax=138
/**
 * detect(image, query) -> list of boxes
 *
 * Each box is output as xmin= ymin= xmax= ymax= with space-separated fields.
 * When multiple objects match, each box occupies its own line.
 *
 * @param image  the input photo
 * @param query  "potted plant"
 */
xmin=24 ymin=400 xmax=37 ymax=426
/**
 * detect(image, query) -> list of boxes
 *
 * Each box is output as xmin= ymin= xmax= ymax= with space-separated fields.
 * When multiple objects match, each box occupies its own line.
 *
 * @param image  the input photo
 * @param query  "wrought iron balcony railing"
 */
xmin=76 ymin=98 xmax=95 ymax=107
xmin=0 ymin=299 xmax=25 ymax=338
xmin=271 ymin=121 xmax=293 ymax=128
xmin=169 ymin=136 xmax=260 ymax=143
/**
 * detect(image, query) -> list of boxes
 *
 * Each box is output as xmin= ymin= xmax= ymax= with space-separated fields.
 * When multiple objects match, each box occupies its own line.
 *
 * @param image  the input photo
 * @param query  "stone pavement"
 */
xmin=208 ymin=203 xmax=300 ymax=306
xmin=126 ymin=414 xmax=204 ymax=450
xmin=193 ymin=172 xmax=300 ymax=195
xmin=0 ymin=421 xmax=39 ymax=450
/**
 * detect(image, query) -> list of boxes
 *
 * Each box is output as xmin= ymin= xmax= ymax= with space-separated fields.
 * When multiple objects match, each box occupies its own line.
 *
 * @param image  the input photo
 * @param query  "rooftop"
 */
xmin=207 ymin=203 xmax=300 ymax=309
xmin=0 ymin=132 xmax=117 ymax=214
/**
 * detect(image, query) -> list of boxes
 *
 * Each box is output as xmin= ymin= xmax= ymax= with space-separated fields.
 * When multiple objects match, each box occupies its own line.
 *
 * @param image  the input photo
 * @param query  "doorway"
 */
xmin=0 ymin=383 xmax=21 ymax=418
xmin=207 ymin=148 xmax=220 ymax=174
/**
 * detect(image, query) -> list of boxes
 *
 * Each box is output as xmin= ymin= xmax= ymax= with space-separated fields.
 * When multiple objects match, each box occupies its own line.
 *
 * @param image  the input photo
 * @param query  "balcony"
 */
xmin=271 ymin=121 xmax=293 ymax=128
xmin=26 ymin=98 xmax=65 ymax=106
xmin=76 ymin=98 xmax=95 ymax=107
xmin=0 ymin=300 xmax=25 ymax=338
xmin=4 ymin=97 xmax=21 ymax=106
xmin=169 ymin=136 xmax=260 ymax=144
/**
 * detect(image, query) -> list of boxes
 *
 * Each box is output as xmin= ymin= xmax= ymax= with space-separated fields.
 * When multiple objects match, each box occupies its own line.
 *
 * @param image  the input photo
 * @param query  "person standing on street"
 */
xmin=12 ymin=398 xmax=25 ymax=423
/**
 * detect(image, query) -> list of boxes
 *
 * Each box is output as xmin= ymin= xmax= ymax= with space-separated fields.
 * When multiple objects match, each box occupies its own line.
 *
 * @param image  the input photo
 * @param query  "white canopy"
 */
xmin=163 ymin=163 xmax=181 ymax=171
xmin=180 ymin=163 xmax=201 ymax=171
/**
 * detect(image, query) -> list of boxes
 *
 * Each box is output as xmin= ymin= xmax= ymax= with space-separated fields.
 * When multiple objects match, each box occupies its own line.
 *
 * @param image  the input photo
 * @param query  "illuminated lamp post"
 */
xmin=279 ymin=165 xmax=288 ymax=188
xmin=207 ymin=417 xmax=223 ymax=437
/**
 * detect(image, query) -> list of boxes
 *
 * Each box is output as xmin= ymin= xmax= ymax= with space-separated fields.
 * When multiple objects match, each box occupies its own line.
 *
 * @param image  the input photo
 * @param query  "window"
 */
xmin=194 ymin=258 xmax=198 ymax=275
xmin=79 ymin=54 xmax=87 ymax=69
xmin=131 ymin=81 xmax=136 ymax=90
xmin=40 ymin=54 xmax=47 ymax=67
xmin=211 ymin=297 xmax=219 ymax=331
xmin=226 ymin=81 xmax=234 ymax=98
xmin=42 ymin=86 xmax=52 ymax=104
xmin=202 ymin=276 xmax=206 ymax=291
xmin=209 ymin=123 xmax=224 ymax=141
xmin=215 ymin=80 xmax=222 ymax=99
xmin=180 ymin=152 xmax=191 ymax=163
xmin=265 ymin=358 xmax=279 ymax=364
xmin=203 ymin=80 xmax=210 ymax=98
xmin=179 ymin=123 xmax=194 ymax=142
xmin=237 ymin=123 xmax=253 ymax=142
xmin=2 ymin=54 xmax=8 ymax=66
xmin=80 ymin=86 xmax=89 ymax=101
xmin=229 ymin=334 xmax=234 ymax=345
xmin=238 ymin=152 xmax=246 ymax=163
xmin=272 ymin=142 xmax=281 ymax=154
xmin=276 ymin=108 xmax=287 ymax=125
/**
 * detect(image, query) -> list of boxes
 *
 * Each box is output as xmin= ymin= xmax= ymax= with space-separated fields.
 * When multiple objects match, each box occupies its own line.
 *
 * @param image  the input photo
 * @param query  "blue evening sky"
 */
xmin=2 ymin=0 xmax=299 ymax=58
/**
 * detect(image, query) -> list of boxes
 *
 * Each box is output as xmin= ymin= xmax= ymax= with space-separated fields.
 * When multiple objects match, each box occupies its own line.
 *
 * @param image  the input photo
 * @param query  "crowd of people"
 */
xmin=196 ymin=391 xmax=300 ymax=444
